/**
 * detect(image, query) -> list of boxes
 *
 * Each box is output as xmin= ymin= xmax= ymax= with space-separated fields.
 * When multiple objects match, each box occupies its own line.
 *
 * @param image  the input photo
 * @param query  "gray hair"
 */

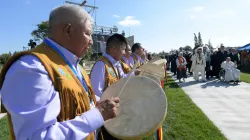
xmin=203 ymin=45 xmax=210 ymax=53
xmin=49 ymin=4 xmax=93 ymax=27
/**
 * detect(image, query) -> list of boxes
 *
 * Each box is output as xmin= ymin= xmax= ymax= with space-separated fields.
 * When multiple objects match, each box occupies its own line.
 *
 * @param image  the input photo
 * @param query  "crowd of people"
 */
xmin=168 ymin=45 xmax=242 ymax=83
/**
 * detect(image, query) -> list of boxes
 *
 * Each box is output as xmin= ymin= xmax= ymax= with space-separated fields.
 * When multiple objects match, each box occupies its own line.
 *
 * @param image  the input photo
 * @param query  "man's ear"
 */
xmin=113 ymin=46 xmax=118 ymax=52
xmin=113 ymin=48 xmax=117 ymax=53
xmin=62 ymin=23 xmax=72 ymax=39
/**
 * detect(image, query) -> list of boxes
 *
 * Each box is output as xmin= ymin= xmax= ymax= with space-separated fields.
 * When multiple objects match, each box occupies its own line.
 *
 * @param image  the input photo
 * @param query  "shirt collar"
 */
xmin=103 ymin=53 xmax=120 ymax=66
xmin=122 ymin=56 xmax=129 ymax=61
xmin=46 ymin=37 xmax=81 ymax=65
xmin=122 ymin=56 xmax=132 ymax=64
xmin=134 ymin=53 xmax=143 ymax=61
xmin=122 ymin=56 xmax=127 ymax=61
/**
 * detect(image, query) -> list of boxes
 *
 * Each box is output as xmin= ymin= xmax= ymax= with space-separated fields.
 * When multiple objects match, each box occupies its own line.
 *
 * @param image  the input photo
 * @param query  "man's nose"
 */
xmin=89 ymin=39 xmax=93 ymax=46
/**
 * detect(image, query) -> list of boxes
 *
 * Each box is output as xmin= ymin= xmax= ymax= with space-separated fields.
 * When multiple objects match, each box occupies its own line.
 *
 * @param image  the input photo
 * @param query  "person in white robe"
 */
xmin=191 ymin=47 xmax=206 ymax=82
xmin=221 ymin=57 xmax=240 ymax=82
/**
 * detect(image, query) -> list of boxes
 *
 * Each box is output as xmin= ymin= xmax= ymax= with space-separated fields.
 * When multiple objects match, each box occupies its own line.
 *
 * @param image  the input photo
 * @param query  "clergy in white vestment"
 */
xmin=221 ymin=57 xmax=240 ymax=82
xmin=191 ymin=47 xmax=206 ymax=82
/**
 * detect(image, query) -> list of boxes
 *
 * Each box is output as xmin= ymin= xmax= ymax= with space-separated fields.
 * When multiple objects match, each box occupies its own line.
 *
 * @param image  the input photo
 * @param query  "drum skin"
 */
xmin=139 ymin=63 xmax=165 ymax=80
xmin=100 ymin=76 xmax=167 ymax=140
xmin=142 ymin=75 xmax=161 ymax=86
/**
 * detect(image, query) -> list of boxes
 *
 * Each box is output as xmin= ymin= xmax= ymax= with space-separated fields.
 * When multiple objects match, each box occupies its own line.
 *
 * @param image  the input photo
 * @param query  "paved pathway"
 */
xmin=172 ymin=74 xmax=250 ymax=140
xmin=0 ymin=113 xmax=6 ymax=119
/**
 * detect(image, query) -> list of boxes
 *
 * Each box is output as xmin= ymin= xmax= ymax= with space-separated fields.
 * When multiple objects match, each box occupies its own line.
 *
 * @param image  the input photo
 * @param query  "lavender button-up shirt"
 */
xmin=0 ymin=38 xmax=103 ymax=140
xmin=131 ymin=53 xmax=144 ymax=67
xmin=122 ymin=56 xmax=133 ymax=67
xmin=90 ymin=53 xmax=131 ymax=98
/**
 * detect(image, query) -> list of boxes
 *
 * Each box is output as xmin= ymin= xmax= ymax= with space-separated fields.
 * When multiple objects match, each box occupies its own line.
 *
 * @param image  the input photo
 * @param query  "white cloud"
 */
xmin=220 ymin=10 xmax=234 ymax=15
xmin=113 ymin=15 xmax=120 ymax=18
xmin=118 ymin=16 xmax=141 ymax=27
xmin=190 ymin=15 xmax=196 ymax=19
xmin=188 ymin=6 xmax=204 ymax=12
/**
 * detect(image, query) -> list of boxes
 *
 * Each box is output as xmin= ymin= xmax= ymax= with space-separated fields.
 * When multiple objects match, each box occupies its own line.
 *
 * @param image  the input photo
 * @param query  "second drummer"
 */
xmin=90 ymin=33 xmax=134 ymax=139
xmin=121 ymin=44 xmax=133 ymax=68
xmin=90 ymin=34 xmax=131 ymax=97
xmin=131 ymin=43 xmax=145 ymax=68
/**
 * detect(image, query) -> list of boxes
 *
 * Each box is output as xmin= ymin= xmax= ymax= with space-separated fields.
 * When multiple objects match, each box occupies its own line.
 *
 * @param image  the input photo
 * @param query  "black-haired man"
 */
xmin=90 ymin=33 xmax=133 ymax=139
xmin=131 ymin=43 xmax=144 ymax=68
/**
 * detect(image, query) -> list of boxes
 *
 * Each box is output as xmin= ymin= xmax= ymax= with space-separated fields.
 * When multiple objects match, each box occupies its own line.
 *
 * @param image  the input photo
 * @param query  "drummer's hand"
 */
xmin=135 ymin=69 xmax=141 ymax=75
xmin=96 ymin=97 xmax=120 ymax=121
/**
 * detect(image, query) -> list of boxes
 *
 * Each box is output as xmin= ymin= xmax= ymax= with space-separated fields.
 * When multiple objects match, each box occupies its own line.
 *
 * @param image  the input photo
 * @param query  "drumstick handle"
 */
xmin=117 ymin=61 xmax=138 ymax=97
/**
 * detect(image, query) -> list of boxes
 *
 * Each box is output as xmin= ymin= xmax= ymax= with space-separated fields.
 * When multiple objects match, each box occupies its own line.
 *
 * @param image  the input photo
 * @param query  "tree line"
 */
xmin=0 ymin=28 xmax=211 ymax=66
xmin=0 ymin=21 xmax=92 ymax=67
xmin=0 ymin=21 xmax=236 ymax=66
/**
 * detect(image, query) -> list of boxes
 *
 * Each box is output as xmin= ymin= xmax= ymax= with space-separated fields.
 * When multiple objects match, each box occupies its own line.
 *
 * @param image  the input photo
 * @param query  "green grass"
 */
xmin=0 ymin=116 xmax=9 ymax=140
xmin=240 ymin=72 xmax=250 ymax=83
xmin=144 ymin=76 xmax=227 ymax=140
xmin=0 ymin=76 xmax=227 ymax=140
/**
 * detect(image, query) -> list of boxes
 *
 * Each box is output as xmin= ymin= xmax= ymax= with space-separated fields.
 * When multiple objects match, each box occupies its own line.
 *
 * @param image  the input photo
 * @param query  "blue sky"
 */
xmin=1 ymin=0 xmax=250 ymax=54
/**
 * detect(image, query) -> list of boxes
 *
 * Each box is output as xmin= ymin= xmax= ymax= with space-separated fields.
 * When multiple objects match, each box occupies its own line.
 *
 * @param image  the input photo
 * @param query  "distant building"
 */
xmin=91 ymin=34 xmax=110 ymax=54
xmin=91 ymin=25 xmax=135 ymax=60
xmin=126 ymin=35 xmax=134 ymax=47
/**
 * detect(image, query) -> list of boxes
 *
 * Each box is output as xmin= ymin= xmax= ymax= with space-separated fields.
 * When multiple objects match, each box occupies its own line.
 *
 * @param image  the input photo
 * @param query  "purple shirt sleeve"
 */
xmin=0 ymin=55 xmax=104 ymax=140
xmin=90 ymin=61 xmax=105 ymax=98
